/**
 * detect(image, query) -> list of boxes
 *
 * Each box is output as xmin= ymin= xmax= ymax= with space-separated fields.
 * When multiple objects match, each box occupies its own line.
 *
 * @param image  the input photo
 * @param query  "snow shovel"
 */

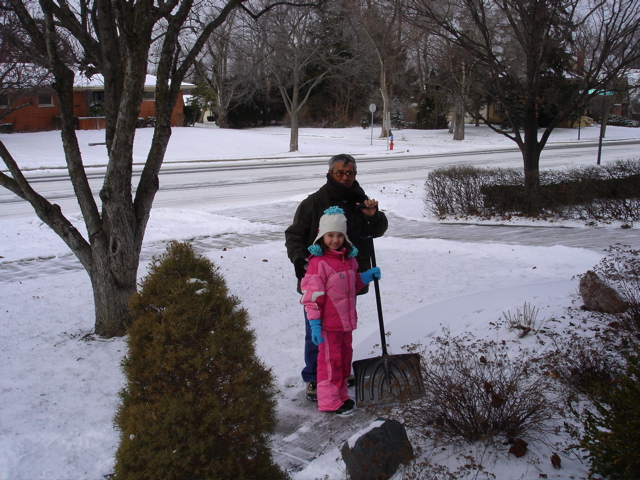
xmin=352 ymin=226 xmax=424 ymax=407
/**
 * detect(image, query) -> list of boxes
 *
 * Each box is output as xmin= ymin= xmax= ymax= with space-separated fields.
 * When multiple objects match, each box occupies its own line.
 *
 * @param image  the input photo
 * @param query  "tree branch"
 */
xmin=0 ymin=141 xmax=92 ymax=270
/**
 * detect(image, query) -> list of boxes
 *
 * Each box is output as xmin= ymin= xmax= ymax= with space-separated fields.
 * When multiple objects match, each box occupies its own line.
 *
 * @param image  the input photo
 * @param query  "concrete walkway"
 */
xmin=2 ymin=200 xmax=638 ymax=283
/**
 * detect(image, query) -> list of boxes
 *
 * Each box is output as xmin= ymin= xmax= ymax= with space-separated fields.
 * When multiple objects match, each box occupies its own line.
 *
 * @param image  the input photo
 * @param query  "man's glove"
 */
xmin=309 ymin=319 xmax=324 ymax=345
xmin=360 ymin=267 xmax=381 ymax=285
xmin=294 ymin=258 xmax=307 ymax=280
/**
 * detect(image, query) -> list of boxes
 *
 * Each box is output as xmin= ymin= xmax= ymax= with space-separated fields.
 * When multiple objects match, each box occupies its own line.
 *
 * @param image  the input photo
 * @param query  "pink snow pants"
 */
xmin=317 ymin=330 xmax=353 ymax=412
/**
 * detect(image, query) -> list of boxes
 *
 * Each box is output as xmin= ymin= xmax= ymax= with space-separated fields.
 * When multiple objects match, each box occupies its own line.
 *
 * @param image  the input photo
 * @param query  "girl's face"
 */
xmin=322 ymin=231 xmax=345 ymax=250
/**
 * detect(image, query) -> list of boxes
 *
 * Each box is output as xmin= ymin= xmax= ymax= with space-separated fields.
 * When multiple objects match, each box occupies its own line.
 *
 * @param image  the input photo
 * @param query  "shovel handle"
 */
xmin=365 ymin=219 xmax=388 ymax=357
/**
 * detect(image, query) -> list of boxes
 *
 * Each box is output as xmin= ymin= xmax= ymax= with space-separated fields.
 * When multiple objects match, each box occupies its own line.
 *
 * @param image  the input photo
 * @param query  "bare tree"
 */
xmin=407 ymin=0 xmax=640 ymax=190
xmin=343 ymin=0 xmax=408 ymax=138
xmin=0 ymin=0 xmax=316 ymax=337
xmin=253 ymin=4 xmax=333 ymax=151
xmin=191 ymin=10 xmax=259 ymax=128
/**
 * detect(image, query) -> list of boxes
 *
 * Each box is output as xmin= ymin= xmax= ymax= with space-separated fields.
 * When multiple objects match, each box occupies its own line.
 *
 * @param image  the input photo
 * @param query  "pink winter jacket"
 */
xmin=300 ymin=248 xmax=366 ymax=332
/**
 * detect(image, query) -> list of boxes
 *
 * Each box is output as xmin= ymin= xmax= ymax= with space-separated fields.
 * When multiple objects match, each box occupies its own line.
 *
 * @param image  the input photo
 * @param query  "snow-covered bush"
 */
xmin=607 ymin=114 xmax=640 ymax=128
xmin=396 ymin=331 xmax=557 ymax=445
xmin=114 ymin=241 xmax=285 ymax=480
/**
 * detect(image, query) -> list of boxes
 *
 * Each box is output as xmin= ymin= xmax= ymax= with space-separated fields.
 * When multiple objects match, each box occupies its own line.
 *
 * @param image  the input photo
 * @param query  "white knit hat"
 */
xmin=312 ymin=206 xmax=352 ymax=246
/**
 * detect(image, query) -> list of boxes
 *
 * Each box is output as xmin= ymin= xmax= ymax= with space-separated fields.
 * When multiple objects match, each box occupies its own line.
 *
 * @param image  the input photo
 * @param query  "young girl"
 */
xmin=300 ymin=206 xmax=381 ymax=415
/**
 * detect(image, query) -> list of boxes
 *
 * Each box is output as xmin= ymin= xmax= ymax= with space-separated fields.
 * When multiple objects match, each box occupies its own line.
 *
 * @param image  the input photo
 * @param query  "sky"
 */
xmin=1 ymin=123 xmax=639 ymax=480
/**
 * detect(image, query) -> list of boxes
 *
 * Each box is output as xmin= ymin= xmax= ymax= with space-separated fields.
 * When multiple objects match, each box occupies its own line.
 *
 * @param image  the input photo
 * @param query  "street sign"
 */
xmin=369 ymin=103 xmax=376 ymax=113
xmin=588 ymin=89 xmax=615 ymax=96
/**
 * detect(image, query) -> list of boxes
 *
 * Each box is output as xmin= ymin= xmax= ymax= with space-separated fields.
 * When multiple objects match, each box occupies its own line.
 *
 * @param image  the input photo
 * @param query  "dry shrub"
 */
xmin=591 ymin=244 xmax=640 ymax=336
xmin=424 ymin=166 xmax=521 ymax=217
xmin=424 ymin=159 xmax=640 ymax=221
xmin=502 ymin=302 xmax=547 ymax=337
xmin=543 ymin=334 xmax=622 ymax=396
xmin=397 ymin=331 xmax=556 ymax=444
xmin=396 ymin=448 xmax=496 ymax=480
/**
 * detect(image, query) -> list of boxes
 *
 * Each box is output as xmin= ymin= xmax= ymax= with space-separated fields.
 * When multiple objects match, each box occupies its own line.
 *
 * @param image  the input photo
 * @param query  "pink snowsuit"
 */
xmin=300 ymin=247 xmax=366 ymax=411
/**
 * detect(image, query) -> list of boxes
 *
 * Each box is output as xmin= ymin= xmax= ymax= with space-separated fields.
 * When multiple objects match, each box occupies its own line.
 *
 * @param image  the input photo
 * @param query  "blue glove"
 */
xmin=309 ymin=319 xmax=324 ymax=345
xmin=360 ymin=267 xmax=381 ymax=285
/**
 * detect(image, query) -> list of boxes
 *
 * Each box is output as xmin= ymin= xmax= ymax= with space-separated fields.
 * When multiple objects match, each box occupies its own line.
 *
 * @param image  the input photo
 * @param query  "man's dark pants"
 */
xmin=302 ymin=310 xmax=318 ymax=383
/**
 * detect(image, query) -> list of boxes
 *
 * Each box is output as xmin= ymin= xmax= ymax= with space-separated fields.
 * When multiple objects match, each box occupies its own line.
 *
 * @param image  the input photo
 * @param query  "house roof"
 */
xmin=73 ymin=73 xmax=194 ymax=91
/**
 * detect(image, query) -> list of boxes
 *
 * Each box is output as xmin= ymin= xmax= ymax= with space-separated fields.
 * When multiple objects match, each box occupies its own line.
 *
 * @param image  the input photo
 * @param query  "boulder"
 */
xmin=579 ymin=270 xmax=628 ymax=314
xmin=341 ymin=418 xmax=414 ymax=480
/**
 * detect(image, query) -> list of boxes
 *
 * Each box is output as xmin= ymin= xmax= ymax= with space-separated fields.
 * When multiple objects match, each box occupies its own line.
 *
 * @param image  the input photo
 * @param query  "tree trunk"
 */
xmin=453 ymin=99 xmax=465 ymax=140
xmin=522 ymin=114 xmax=542 ymax=190
xmin=90 ymin=258 xmax=138 ymax=337
xmin=379 ymin=67 xmax=390 ymax=138
xmin=289 ymin=111 xmax=299 ymax=152
xmin=288 ymin=74 xmax=300 ymax=152
xmin=215 ymin=107 xmax=229 ymax=128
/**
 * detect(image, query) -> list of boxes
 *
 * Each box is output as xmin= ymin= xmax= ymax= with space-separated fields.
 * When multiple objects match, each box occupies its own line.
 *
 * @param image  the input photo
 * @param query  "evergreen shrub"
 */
xmin=573 ymin=344 xmax=640 ymax=479
xmin=114 ymin=241 xmax=285 ymax=480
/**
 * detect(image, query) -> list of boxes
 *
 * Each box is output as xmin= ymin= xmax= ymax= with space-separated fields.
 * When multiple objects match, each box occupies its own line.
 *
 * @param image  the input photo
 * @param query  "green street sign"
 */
xmin=588 ymin=89 xmax=615 ymax=96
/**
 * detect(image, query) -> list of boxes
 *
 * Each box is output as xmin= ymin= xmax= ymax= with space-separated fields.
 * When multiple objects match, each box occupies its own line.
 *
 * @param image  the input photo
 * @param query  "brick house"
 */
xmin=0 ymin=73 xmax=192 ymax=132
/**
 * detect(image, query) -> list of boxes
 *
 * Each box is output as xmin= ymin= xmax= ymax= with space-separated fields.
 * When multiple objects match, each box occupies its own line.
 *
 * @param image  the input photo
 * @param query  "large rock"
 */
xmin=341 ymin=418 xmax=414 ymax=480
xmin=579 ymin=270 xmax=628 ymax=314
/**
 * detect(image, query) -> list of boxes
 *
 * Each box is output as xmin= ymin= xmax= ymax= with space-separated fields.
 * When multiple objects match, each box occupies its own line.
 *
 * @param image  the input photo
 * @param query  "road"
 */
xmin=2 ymin=139 xmax=640 ymax=219
xmin=1 ymin=139 xmax=639 ymax=283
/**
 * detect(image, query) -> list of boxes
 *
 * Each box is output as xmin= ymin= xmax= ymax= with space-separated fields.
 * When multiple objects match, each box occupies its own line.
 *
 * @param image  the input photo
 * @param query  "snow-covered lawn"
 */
xmin=1 ymin=124 xmax=639 ymax=479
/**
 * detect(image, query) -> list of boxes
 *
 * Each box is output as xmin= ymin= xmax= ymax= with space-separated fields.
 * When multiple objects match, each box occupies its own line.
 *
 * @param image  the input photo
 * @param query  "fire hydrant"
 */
xmin=389 ymin=134 xmax=394 ymax=150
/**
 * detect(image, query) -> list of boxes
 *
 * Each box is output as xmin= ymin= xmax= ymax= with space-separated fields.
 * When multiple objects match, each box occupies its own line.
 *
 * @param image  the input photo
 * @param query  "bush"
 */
xmin=544 ymin=334 xmax=622 ymax=396
xmin=607 ymin=114 xmax=640 ymax=128
xmin=415 ymin=93 xmax=449 ymax=130
xmin=114 ymin=241 xmax=285 ymax=480
xmin=572 ymin=344 xmax=640 ymax=479
xmin=591 ymin=244 xmax=640 ymax=336
xmin=502 ymin=302 xmax=547 ymax=337
xmin=396 ymin=331 xmax=556 ymax=444
xmin=424 ymin=159 xmax=640 ymax=221
xmin=424 ymin=166 xmax=521 ymax=217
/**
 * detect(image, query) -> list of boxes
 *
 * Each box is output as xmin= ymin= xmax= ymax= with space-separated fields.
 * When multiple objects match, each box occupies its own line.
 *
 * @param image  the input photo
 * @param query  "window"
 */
xmin=37 ymin=93 xmax=54 ymax=107
xmin=493 ymin=102 xmax=505 ymax=116
xmin=89 ymin=91 xmax=105 ymax=116
xmin=0 ymin=94 xmax=7 ymax=108
xmin=142 ymin=91 xmax=155 ymax=101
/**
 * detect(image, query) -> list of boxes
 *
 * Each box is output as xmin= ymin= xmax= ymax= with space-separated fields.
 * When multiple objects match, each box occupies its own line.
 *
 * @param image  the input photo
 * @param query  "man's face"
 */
xmin=329 ymin=161 xmax=357 ymax=188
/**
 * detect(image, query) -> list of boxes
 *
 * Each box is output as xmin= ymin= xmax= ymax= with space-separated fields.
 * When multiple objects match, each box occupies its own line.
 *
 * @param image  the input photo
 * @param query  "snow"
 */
xmin=1 ymin=124 xmax=639 ymax=480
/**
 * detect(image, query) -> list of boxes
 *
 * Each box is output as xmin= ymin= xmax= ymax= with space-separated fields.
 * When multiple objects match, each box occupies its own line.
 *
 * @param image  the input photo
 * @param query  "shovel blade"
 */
xmin=353 ymin=353 xmax=424 ymax=407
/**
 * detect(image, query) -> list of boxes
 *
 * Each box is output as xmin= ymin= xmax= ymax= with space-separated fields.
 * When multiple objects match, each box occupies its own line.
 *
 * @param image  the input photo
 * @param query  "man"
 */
xmin=285 ymin=153 xmax=389 ymax=401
